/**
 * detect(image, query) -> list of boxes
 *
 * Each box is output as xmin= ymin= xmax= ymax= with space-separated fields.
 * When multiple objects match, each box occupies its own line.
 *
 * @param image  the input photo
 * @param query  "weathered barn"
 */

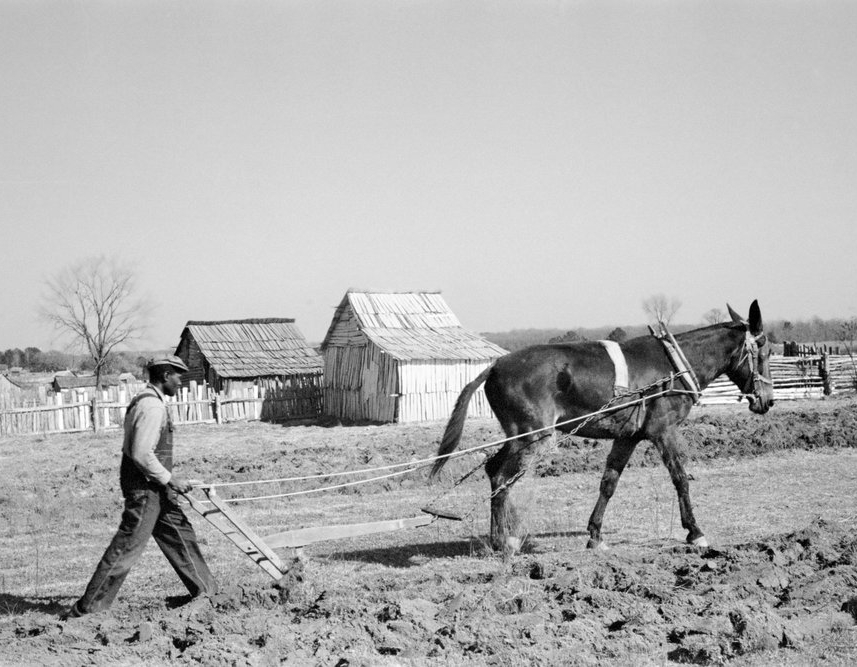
xmin=175 ymin=318 xmax=323 ymax=420
xmin=321 ymin=291 xmax=507 ymax=423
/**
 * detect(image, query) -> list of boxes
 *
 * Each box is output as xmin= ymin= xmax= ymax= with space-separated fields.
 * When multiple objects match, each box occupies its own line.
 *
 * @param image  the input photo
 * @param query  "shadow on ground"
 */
xmin=0 ymin=594 xmax=68 ymax=617
xmin=318 ymin=530 xmax=590 ymax=567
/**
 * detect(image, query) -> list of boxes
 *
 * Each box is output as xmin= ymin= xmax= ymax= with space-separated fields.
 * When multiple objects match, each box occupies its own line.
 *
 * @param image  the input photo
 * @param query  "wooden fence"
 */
xmin=699 ymin=354 xmax=856 ymax=405
xmin=0 ymin=380 xmax=321 ymax=437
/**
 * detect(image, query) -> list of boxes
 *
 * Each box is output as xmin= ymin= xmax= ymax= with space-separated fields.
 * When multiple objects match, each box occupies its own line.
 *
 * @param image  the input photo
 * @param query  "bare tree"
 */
xmin=642 ymin=294 xmax=682 ymax=326
xmin=40 ymin=256 xmax=149 ymax=390
xmin=702 ymin=308 xmax=726 ymax=325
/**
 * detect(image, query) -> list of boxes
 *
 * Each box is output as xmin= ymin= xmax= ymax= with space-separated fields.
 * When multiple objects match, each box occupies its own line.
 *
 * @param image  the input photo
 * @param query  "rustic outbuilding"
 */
xmin=52 ymin=374 xmax=121 ymax=392
xmin=321 ymin=291 xmax=507 ymax=423
xmin=174 ymin=318 xmax=323 ymax=420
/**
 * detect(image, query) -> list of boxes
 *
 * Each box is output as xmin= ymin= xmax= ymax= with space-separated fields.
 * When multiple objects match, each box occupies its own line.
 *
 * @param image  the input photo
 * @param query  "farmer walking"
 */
xmin=64 ymin=356 xmax=216 ymax=618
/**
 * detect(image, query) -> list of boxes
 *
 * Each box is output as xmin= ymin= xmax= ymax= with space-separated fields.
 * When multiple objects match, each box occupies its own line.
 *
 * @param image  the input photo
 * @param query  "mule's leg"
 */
xmin=485 ymin=430 xmax=553 ymax=553
xmin=485 ymin=442 xmax=521 ymax=552
xmin=653 ymin=428 xmax=706 ymax=547
xmin=586 ymin=437 xmax=639 ymax=549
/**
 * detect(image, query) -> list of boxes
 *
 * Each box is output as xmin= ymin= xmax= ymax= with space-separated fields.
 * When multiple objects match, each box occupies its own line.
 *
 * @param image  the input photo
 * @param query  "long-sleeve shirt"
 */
xmin=122 ymin=384 xmax=172 ymax=486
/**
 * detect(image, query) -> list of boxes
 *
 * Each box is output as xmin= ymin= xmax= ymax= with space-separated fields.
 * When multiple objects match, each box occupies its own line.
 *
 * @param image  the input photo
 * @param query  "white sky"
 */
xmin=2 ymin=1 xmax=856 ymax=350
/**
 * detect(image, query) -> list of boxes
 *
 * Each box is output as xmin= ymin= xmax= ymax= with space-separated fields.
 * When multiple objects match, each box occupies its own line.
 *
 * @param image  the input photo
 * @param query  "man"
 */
xmin=65 ymin=356 xmax=216 ymax=618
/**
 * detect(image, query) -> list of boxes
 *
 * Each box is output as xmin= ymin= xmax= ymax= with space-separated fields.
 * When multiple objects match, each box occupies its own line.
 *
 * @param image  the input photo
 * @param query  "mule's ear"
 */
xmin=727 ymin=304 xmax=744 ymax=324
xmin=748 ymin=300 xmax=763 ymax=334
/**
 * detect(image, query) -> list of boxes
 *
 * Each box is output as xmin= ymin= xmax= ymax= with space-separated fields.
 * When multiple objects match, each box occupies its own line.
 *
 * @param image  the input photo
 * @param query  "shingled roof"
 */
xmin=178 ymin=318 xmax=322 ymax=378
xmin=322 ymin=291 xmax=507 ymax=361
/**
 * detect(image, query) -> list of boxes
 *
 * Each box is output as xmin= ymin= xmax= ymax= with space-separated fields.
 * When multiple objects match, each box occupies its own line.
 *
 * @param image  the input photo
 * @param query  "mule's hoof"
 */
xmin=690 ymin=535 xmax=709 ymax=548
xmin=586 ymin=538 xmax=609 ymax=551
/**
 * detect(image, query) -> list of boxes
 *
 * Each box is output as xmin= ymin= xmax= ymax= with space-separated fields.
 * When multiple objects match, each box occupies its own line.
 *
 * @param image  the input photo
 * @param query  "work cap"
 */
xmin=147 ymin=355 xmax=189 ymax=373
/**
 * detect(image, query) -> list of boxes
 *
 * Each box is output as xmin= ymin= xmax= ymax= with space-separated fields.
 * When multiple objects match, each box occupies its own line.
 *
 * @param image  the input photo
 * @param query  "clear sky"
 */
xmin=2 ymin=1 xmax=856 ymax=351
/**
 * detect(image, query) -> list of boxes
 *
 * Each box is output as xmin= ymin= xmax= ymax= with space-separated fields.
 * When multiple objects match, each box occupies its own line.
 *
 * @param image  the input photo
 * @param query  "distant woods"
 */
xmin=0 ymin=347 xmax=153 ymax=376
xmin=482 ymin=317 xmax=857 ymax=353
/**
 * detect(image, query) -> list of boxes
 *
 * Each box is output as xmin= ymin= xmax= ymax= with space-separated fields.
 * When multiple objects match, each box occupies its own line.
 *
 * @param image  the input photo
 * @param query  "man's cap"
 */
xmin=147 ymin=355 xmax=189 ymax=372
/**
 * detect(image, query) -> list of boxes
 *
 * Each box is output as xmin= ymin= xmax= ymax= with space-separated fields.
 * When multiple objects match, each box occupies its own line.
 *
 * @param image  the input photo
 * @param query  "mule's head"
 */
xmin=724 ymin=300 xmax=774 ymax=414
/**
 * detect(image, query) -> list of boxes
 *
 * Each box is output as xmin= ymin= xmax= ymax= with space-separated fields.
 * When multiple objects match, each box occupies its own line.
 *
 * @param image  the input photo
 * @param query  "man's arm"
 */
xmin=128 ymin=401 xmax=171 ymax=486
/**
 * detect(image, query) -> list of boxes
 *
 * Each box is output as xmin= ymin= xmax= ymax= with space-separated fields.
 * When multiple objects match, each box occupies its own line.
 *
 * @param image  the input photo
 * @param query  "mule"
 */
xmin=430 ymin=301 xmax=773 ymax=552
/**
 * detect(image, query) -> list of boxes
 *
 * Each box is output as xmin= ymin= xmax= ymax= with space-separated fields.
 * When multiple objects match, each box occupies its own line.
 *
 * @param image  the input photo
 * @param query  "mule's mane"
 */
xmin=674 ymin=322 xmax=747 ymax=388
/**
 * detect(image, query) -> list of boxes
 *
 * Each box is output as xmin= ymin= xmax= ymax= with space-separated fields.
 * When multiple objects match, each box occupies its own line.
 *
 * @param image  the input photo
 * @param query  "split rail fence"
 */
xmin=698 ymin=353 xmax=856 ymax=405
xmin=0 ymin=355 xmax=854 ymax=437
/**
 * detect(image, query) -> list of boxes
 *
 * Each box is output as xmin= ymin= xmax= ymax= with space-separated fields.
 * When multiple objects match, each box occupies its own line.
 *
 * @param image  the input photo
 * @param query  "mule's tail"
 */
xmin=430 ymin=366 xmax=493 ymax=479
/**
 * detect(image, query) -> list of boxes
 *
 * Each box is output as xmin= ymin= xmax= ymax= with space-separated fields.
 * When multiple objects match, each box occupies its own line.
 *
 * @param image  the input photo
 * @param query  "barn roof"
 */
xmin=322 ymin=291 xmax=507 ymax=361
xmin=178 ymin=318 xmax=322 ymax=378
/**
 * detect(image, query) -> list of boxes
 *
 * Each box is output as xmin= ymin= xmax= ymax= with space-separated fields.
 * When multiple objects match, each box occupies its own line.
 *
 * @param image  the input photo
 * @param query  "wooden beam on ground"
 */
xmin=264 ymin=514 xmax=435 ymax=550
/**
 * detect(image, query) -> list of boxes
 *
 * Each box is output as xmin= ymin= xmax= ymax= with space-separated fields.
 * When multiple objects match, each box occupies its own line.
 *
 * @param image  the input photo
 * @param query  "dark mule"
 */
xmin=430 ymin=301 xmax=773 ymax=552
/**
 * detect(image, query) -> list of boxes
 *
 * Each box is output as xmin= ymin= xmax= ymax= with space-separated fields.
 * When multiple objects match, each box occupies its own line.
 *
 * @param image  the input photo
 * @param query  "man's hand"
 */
xmin=167 ymin=476 xmax=194 ymax=494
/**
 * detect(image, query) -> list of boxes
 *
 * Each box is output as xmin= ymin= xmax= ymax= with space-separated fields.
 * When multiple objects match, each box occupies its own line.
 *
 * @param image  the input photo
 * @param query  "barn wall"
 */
xmin=322 ymin=341 xmax=399 ymax=422
xmin=222 ymin=374 xmax=322 ymax=420
xmin=176 ymin=334 xmax=207 ymax=385
xmin=396 ymin=360 xmax=496 ymax=423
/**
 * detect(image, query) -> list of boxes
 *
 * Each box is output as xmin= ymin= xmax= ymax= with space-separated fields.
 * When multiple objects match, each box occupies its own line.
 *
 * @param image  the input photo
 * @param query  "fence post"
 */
xmin=91 ymin=395 xmax=98 ymax=432
xmin=55 ymin=392 xmax=64 ymax=432
xmin=820 ymin=351 xmax=832 ymax=396
xmin=214 ymin=394 xmax=222 ymax=424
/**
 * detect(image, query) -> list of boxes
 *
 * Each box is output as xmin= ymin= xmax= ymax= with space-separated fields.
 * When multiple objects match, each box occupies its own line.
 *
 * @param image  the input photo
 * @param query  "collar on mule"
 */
xmin=649 ymin=322 xmax=702 ymax=403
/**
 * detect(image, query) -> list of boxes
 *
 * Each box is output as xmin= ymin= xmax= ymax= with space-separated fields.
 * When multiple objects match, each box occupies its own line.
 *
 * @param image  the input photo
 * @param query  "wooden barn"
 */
xmin=174 ymin=318 xmax=323 ymax=420
xmin=321 ymin=291 xmax=507 ymax=423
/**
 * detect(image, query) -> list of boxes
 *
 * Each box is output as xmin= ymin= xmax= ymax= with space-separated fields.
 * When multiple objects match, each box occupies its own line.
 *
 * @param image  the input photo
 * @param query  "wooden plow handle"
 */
xmin=183 ymin=487 xmax=288 ymax=581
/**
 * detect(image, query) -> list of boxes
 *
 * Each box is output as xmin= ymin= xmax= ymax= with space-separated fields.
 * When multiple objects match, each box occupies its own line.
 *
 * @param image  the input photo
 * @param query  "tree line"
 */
xmin=0 ymin=348 xmax=150 ymax=376
xmin=483 ymin=316 xmax=857 ymax=353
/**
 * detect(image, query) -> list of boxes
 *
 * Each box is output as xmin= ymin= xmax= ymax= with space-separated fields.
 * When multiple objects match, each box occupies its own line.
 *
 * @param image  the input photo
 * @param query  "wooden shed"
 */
xmin=321 ymin=291 xmax=507 ymax=423
xmin=175 ymin=318 xmax=323 ymax=420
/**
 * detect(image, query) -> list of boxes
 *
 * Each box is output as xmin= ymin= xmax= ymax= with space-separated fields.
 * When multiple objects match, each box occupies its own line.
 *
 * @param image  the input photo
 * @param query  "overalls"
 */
xmin=72 ymin=391 xmax=216 ymax=615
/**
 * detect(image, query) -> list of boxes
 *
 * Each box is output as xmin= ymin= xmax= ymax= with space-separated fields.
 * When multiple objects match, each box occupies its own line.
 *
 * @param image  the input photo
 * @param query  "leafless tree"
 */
xmin=40 ymin=256 xmax=150 ymax=390
xmin=642 ymin=294 xmax=682 ymax=326
xmin=702 ymin=308 xmax=726 ymax=325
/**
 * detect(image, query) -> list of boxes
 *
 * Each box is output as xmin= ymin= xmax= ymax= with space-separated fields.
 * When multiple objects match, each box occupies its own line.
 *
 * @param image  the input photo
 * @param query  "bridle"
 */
xmin=733 ymin=328 xmax=773 ymax=404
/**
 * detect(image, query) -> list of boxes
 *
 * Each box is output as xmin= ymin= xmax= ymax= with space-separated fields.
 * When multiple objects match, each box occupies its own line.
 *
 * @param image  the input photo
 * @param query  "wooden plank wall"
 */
xmin=322 ymin=344 xmax=399 ymax=422
xmin=397 ymin=360 xmax=495 ymax=423
xmin=322 ymin=345 xmax=497 ymax=423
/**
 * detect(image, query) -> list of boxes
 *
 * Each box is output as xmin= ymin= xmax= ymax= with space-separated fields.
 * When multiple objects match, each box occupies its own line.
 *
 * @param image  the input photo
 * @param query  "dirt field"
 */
xmin=2 ymin=396 xmax=857 ymax=665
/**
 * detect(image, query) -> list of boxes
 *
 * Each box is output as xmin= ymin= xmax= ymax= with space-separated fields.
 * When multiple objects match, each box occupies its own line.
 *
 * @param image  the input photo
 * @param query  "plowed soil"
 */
xmin=2 ymin=396 xmax=857 ymax=665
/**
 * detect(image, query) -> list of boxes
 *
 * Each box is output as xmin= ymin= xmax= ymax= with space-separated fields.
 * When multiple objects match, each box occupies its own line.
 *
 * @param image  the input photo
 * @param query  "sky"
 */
xmin=2 ymin=1 xmax=856 ymax=351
